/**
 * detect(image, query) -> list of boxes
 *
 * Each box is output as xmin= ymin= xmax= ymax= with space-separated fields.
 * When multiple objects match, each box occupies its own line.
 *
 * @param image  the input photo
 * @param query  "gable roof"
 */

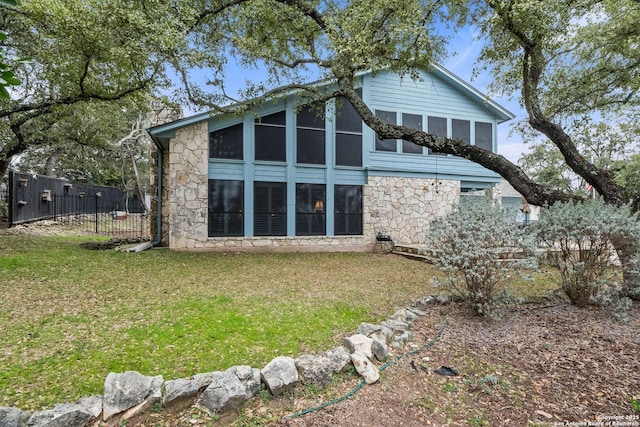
xmin=148 ymin=65 xmax=514 ymax=148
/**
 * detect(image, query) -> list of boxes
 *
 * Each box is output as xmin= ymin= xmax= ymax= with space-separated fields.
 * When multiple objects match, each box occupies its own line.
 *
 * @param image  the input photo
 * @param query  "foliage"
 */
xmin=518 ymin=121 xmax=640 ymax=197
xmin=613 ymin=153 xmax=640 ymax=212
xmin=425 ymin=196 xmax=536 ymax=317
xmin=0 ymin=0 xmax=195 ymax=177
xmin=0 ymin=0 xmax=21 ymax=98
xmin=14 ymin=99 xmax=151 ymax=186
xmin=534 ymin=199 xmax=640 ymax=313
xmin=472 ymin=0 xmax=639 ymax=206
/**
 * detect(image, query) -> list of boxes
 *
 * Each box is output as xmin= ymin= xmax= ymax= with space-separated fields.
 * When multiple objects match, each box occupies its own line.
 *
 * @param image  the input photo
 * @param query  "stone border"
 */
xmin=0 ymin=295 xmax=449 ymax=427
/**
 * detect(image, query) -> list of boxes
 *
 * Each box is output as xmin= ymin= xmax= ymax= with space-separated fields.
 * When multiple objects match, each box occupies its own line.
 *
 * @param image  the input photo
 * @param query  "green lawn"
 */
xmin=0 ymin=234 xmax=556 ymax=412
xmin=0 ymin=235 xmax=445 ymax=411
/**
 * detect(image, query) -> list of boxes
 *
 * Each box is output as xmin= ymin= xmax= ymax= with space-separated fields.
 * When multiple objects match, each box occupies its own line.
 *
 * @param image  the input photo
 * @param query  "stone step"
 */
xmin=392 ymin=245 xmax=433 ymax=263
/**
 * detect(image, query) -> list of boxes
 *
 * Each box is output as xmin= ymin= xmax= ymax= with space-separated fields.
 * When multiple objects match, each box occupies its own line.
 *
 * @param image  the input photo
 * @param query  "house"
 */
xmin=147 ymin=65 xmax=514 ymax=251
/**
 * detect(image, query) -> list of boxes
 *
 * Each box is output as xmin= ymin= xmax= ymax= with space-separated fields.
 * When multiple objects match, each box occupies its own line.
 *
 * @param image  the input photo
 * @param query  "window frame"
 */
xmin=254 ymin=111 xmax=287 ymax=162
xmin=452 ymin=119 xmax=471 ymax=145
xmin=402 ymin=113 xmax=424 ymax=154
xmin=334 ymin=185 xmax=363 ymax=235
xmin=374 ymin=110 xmax=398 ymax=152
xmin=335 ymin=92 xmax=363 ymax=167
xmin=254 ymin=181 xmax=287 ymax=236
xmin=295 ymin=183 xmax=326 ymax=236
xmin=208 ymin=179 xmax=244 ymax=237
xmin=427 ymin=116 xmax=448 ymax=156
xmin=296 ymin=104 xmax=326 ymax=165
xmin=209 ymin=123 xmax=244 ymax=160
xmin=475 ymin=122 xmax=493 ymax=152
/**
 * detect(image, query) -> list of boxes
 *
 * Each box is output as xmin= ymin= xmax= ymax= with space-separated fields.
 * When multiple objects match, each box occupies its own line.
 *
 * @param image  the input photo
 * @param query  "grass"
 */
xmin=0 ymin=234 xmax=556 ymax=412
xmin=0 ymin=234 xmax=440 ymax=411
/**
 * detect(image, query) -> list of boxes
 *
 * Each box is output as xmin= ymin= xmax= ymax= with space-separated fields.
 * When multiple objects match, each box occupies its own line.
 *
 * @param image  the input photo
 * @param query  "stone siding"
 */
xmin=364 ymin=176 xmax=459 ymax=244
xmin=165 ymin=122 xmax=209 ymax=249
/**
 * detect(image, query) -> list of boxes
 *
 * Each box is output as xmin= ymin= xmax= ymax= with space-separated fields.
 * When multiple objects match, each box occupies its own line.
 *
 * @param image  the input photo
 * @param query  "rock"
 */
xmin=434 ymin=294 xmax=451 ymax=304
xmin=228 ymin=366 xmax=261 ymax=399
xmin=27 ymin=396 xmax=101 ymax=427
xmin=416 ymin=294 xmax=451 ymax=308
xmin=163 ymin=378 xmax=200 ymax=407
xmin=356 ymin=322 xmax=381 ymax=337
xmin=369 ymin=331 xmax=388 ymax=346
xmin=260 ymin=356 xmax=298 ymax=396
xmin=350 ymin=352 xmax=379 ymax=384
xmin=120 ymin=377 xmax=163 ymax=421
xmin=324 ymin=346 xmax=352 ymax=374
xmin=0 ymin=407 xmax=30 ymax=427
xmin=371 ymin=337 xmax=388 ymax=361
xmin=343 ymin=334 xmax=374 ymax=359
xmin=192 ymin=372 xmax=216 ymax=389
xmin=407 ymin=307 xmax=426 ymax=316
xmin=390 ymin=308 xmax=418 ymax=324
xmin=196 ymin=371 xmax=247 ymax=415
xmin=380 ymin=325 xmax=394 ymax=340
xmin=392 ymin=331 xmax=412 ymax=347
xmin=102 ymin=371 xmax=163 ymax=421
xmin=381 ymin=319 xmax=409 ymax=333
xmin=295 ymin=355 xmax=332 ymax=388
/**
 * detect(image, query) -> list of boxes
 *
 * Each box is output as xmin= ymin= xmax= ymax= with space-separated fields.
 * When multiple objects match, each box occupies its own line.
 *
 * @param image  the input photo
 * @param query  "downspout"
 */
xmin=149 ymin=134 xmax=164 ymax=247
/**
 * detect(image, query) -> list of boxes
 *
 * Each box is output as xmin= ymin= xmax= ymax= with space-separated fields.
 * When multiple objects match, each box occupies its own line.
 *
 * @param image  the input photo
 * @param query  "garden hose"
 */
xmin=281 ymin=320 xmax=448 ymax=422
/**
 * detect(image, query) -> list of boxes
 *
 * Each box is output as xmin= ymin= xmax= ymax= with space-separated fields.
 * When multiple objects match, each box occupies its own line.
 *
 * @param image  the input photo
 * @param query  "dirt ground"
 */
xmin=122 ymin=300 xmax=640 ymax=427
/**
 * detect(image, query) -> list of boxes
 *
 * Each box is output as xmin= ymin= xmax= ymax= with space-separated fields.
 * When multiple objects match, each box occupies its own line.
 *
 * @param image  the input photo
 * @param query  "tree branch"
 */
xmin=334 ymin=80 xmax=580 ymax=206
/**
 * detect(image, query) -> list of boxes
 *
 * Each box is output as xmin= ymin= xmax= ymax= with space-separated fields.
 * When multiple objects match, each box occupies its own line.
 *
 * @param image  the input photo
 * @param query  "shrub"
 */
xmin=534 ymin=199 xmax=640 ymax=313
xmin=425 ymin=197 xmax=536 ymax=317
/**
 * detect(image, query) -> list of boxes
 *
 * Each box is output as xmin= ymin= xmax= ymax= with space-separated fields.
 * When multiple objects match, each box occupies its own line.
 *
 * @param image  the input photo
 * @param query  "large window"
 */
xmin=335 ymin=90 xmax=363 ymax=167
xmin=427 ymin=116 xmax=447 ymax=156
xmin=402 ymin=113 xmax=423 ymax=154
xmin=297 ymin=104 xmax=326 ymax=164
xmin=255 ymin=111 xmax=286 ymax=162
xmin=334 ymin=185 xmax=363 ymax=235
xmin=208 ymin=180 xmax=244 ymax=236
xmin=475 ymin=122 xmax=493 ymax=151
xmin=295 ymin=183 xmax=326 ymax=235
xmin=452 ymin=119 xmax=471 ymax=145
xmin=254 ymin=182 xmax=287 ymax=236
xmin=209 ymin=123 xmax=243 ymax=160
xmin=375 ymin=110 xmax=397 ymax=152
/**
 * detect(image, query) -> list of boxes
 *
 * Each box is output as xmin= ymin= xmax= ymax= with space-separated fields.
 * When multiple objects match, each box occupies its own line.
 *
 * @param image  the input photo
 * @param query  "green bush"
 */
xmin=534 ymin=199 xmax=640 ymax=313
xmin=425 ymin=197 xmax=536 ymax=317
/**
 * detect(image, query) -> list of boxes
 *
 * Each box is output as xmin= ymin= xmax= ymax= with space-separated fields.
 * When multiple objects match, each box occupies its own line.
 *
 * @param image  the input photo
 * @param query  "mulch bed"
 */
xmin=278 ymin=302 xmax=640 ymax=427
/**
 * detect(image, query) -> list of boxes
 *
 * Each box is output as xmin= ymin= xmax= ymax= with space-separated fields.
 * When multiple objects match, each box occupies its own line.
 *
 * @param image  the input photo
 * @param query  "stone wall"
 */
xmin=364 ymin=176 xmax=459 ymax=245
xmin=190 ymin=235 xmax=370 ymax=252
xmin=165 ymin=122 xmax=210 ymax=249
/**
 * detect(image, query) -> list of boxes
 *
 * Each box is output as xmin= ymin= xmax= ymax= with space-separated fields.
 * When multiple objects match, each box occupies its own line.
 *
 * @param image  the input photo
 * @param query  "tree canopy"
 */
xmin=2 ymin=0 xmax=638 ymax=210
xmin=0 ymin=0 xmax=197 ymax=177
xmin=162 ymin=0 xmax=638 ymax=208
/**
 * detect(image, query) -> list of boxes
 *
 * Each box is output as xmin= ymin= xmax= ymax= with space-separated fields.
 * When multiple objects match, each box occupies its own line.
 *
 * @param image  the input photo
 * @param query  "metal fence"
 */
xmin=7 ymin=171 xmax=149 ymax=239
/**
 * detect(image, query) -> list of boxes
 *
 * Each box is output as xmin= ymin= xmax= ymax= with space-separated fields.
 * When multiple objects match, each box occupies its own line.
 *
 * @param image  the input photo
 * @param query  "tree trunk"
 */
xmin=130 ymin=151 xmax=149 ymax=213
xmin=44 ymin=148 xmax=64 ymax=177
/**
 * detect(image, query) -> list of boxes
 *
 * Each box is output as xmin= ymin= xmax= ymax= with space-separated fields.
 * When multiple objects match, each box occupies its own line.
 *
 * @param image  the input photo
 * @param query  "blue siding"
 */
xmin=295 ymin=166 xmax=327 ymax=183
xmin=254 ymin=164 xmax=287 ymax=182
xmin=208 ymin=161 xmax=244 ymax=180
xmin=362 ymin=70 xmax=501 ymax=185
xmin=334 ymin=169 xmax=367 ymax=185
